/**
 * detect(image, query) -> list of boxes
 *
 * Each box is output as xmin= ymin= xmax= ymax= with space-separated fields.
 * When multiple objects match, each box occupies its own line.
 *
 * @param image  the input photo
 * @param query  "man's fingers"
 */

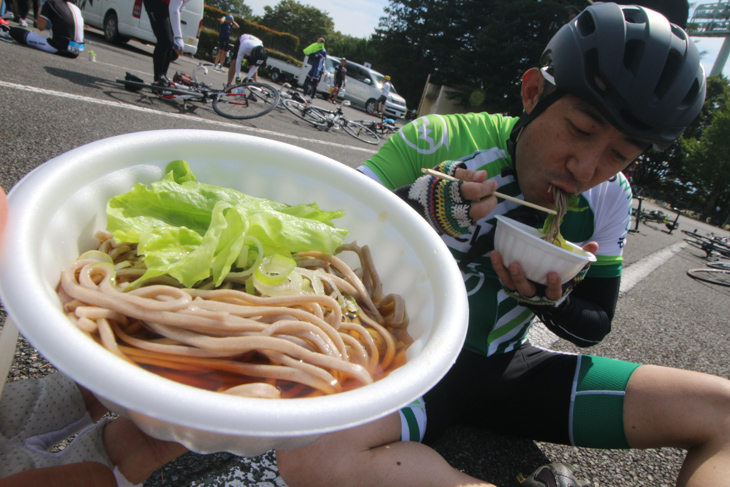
xmin=469 ymin=196 xmax=498 ymax=222
xmin=582 ymin=241 xmax=599 ymax=254
xmin=489 ymin=252 xmax=515 ymax=289
xmin=544 ymin=273 xmax=563 ymax=301
xmin=453 ymin=168 xmax=487 ymax=183
xmin=460 ymin=179 xmax=497 ymax=201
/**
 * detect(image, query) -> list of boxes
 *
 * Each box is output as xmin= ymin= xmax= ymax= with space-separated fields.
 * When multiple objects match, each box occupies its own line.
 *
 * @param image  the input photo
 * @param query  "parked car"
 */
xmin=79 ymin=0 xmax=203 ymax=55
xmin=265 ymin=54 xmax=339 ymax=98
xmin=333 ymin=59 xmax=407 ymax=119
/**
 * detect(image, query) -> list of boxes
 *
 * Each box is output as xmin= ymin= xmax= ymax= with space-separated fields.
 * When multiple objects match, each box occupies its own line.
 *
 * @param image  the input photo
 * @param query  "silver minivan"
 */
xmin=332 ymin=58 xmax=407 ymax=119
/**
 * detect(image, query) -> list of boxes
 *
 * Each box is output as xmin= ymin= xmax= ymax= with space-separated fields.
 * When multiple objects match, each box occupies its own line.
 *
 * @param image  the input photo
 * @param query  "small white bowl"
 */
xmin=494 ymin=215 xmax=596 ymax=285
xmin=0 ymin=130 xmax=468 ymax=456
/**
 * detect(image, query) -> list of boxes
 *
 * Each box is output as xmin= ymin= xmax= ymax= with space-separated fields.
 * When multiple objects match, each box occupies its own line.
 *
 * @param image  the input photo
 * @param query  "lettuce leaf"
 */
xmin=106 ymin=160 xmax=348 ymax=288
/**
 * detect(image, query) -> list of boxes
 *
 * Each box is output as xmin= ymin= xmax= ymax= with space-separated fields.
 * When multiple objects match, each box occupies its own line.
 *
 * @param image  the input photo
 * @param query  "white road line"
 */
xmin=619 ymin=240 xmax=687 ymax=295
xmin=530 ymin=240 xmax=688 ymax=349
xmin=0 ymin=80 xmax=377 ymax=154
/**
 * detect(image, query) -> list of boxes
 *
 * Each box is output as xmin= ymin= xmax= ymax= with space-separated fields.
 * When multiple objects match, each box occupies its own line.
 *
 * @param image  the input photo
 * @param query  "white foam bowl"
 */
xmin=0 ymin=130 xmax=468 ymax=456
xmin=494 ymin=215 xmax=596 ymax=285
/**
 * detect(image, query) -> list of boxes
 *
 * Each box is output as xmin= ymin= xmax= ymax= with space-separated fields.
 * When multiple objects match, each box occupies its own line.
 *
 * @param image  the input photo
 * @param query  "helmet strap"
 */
xmin=506 ymin=88 xmax=565 ymax=177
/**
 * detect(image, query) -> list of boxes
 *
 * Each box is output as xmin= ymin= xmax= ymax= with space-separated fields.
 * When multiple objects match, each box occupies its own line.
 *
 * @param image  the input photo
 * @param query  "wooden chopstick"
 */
xmin=420 ymin=168 xmax=557 ymax=215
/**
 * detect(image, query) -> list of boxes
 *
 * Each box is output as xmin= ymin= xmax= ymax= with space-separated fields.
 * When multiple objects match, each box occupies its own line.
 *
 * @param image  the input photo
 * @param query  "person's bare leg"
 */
xmin=214 ymin=49 xmax=225 ymax=66
xmin=0 ymin=462 xmax=116 ymax=487
xmin=624 ymin=365 xmax=730 ymax=487
xmin=103 ymin=418 xmax=187 ymax=484
xmin=276 ymin=412 xmax=496 ymax=487
xmin=227 ymin=64 xmax=235 ymax=85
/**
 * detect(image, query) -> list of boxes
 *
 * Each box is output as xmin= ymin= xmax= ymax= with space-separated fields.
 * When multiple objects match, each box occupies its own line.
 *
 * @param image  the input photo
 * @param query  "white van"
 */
xmin=79 ymin=0 xmax=203 ymax=55
xmin=333 ymin=59 xmax=407 ymax=119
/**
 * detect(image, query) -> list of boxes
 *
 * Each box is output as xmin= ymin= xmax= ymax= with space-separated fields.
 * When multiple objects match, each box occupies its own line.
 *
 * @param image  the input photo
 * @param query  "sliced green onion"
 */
xmin=254 ymin=254 xmax=297 ymax=285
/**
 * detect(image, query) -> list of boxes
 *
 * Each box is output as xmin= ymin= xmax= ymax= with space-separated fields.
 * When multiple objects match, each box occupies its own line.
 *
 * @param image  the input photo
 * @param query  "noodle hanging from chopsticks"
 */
xmin=58 ymin=232 xmax=412 ymax=399
xmin=542 ymin=186 xmax=568 ymax=243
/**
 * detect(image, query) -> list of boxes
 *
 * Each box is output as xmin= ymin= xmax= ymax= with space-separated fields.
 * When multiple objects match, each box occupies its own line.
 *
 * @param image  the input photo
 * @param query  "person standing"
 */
xmin=302 ymin=37 xmax=326 ymax=102
xmin=328 ymin=57 xmax=347 ymax=103
xmin=374 ymin=75 xmax=391 ymax=115
xmin=142 ymin=0 xmax=189 ymax=90
xmin=214 ymin=13 xmax=238 ymax=71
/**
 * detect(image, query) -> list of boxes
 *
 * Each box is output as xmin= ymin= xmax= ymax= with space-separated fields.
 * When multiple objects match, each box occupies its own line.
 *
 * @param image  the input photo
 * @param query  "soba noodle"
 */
xmin=542 ymin=185 xmax=568 ymax=244
xmin=58 ymin=232 xmax=411 ymax=399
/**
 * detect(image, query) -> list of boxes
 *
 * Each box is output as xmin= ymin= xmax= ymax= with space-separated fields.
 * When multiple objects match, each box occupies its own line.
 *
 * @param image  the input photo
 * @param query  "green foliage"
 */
xmin=260 ymin=0 xmax=335 ymax=50
xmin=634 ymin=75 xmax=730 ymax=214
xmin=680 ymin=76 xmax=730 ymax=220
xmin=202 ymin=5 xmax=300 ymax=55
xmin=204 ymin=0 xmax=252 ymax=19
xmin=366 ymin=0 xmax=576 ymax=114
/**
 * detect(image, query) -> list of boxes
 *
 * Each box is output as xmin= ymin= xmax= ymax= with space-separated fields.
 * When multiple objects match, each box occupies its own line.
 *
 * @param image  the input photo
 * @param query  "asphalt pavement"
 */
xmin=1 ymin=26 xmax=730 ymax=487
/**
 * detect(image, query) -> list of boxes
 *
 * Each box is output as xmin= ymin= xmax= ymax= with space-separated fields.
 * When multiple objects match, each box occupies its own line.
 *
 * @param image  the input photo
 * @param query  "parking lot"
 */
xmin=2 ymin=27 xmax=730 ymax=487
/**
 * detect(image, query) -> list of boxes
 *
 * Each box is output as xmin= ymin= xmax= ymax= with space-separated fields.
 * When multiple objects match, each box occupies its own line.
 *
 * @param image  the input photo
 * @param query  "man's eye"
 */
xmin=613 ymin=150 xmax=628 ymax=163
xmin=569 ymin=122 xmax=590 ymax=136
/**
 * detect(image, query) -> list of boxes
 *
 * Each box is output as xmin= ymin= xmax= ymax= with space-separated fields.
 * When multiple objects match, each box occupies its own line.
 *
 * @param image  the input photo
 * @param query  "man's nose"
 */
xmin=566 ymin=148 xmax=602 ymax=183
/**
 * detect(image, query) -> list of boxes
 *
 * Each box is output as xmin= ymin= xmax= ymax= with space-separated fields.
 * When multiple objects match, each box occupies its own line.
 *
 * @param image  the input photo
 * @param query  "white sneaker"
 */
xmin=18 ymin=18 xmax=27 ymax=27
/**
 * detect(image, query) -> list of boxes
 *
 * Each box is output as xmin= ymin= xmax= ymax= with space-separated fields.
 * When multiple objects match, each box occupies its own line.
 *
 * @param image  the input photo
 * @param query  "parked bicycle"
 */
xmin=351 ymin=117 xmax=398 ymax=138
xmin=687 ymin=263 xmax=730 ymax=287
xmin=282 ymin=96 xmax=380 ymax=145
xmin=682 ymin=230 xmax=730 ymax=260
xmin=116 ymin=64 xmax=280 ymax=120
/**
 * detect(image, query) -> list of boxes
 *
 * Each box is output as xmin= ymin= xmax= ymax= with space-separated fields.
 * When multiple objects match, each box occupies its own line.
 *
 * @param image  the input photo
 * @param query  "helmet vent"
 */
xmin=681 ymin=78 xmax=701 ymax=109
xmin=654 ymin=50 xmax=682 ymax=100
xmin=671 ymin=24 xmax=687 ymax=41
xmin=623 ymin=40 xmax=644 ymax=76
xmin=576 ymin=11 xmax=596 ymax=37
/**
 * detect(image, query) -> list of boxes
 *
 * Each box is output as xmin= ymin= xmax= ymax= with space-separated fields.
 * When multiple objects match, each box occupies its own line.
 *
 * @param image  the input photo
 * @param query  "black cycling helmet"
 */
xmin=249 ymin=45 xmax=268 ymax=66
xmin=540 ymin=2 xmax=705 ymax=150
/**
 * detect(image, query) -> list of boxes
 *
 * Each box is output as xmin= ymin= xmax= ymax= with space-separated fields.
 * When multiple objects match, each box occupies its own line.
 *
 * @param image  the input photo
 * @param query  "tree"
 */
xmin=633 ymin=75 xmax=730 ymax=210
xmin=204 ymin=0 xmax=253 ymax=19
xmin=681 ymin=88 xmax=730 ymax=222
xmin=259 ymin=0 xmax=335 ymax=47
xmin=368 ymin=0 xmax=576 ymax=114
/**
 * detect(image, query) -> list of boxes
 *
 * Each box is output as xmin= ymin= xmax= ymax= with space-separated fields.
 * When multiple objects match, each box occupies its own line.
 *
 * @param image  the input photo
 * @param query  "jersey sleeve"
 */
xmin=168 ymin=0 xmax=184 ymax=39
xmin=586 ymin=173 xmax=632 ymax=278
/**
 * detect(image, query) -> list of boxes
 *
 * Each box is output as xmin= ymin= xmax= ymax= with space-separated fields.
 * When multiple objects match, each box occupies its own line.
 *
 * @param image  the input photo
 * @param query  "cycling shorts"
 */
xmin=405 ymin=344 xmax=640 ymax=449
xmin=377 ymin=94 xmax=387 ymax=103
xmin=217 ymin=36 xmax=231 ymax=50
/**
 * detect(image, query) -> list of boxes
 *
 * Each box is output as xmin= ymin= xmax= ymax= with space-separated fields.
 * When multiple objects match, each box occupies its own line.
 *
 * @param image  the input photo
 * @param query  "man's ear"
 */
xmin=521 ymin=68 xmax=545 ymax=115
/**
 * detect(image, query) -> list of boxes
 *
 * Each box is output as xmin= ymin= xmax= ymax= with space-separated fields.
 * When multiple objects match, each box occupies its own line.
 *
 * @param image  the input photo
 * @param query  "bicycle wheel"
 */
xmin=340 ymin=120 xmax=380 ymax=145
xmin=282 ymin=99 xmax=328 ymax=127
xmin=213 ymin=82 xmax=280 ymax=120
xmin=708 ymin=261 xmax=730 ymax=270
xmin=687 ymin=268 xmax=730 ymax=287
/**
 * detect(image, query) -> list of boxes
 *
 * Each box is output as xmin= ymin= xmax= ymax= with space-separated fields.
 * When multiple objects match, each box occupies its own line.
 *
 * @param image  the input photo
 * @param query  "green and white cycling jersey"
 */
xmin=357 ymin=112 xmax=632 ymax=357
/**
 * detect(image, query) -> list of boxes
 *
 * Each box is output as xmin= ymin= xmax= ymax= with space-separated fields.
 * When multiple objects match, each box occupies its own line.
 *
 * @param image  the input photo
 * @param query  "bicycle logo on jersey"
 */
xmin=400 ymin=115 xmax=450 ymax=155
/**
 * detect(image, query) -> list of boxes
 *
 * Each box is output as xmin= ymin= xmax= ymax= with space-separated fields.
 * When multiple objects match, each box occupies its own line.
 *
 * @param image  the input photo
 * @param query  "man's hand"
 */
xmin=490 ymin=241 xmax=598 ymax=304
xmin=398 ymin=160 xmax=499 ymax=238
xmin=173 ymin=37 xmax=184 ymax=55
xmin=450 ymin=165 xmax=499 ymax=223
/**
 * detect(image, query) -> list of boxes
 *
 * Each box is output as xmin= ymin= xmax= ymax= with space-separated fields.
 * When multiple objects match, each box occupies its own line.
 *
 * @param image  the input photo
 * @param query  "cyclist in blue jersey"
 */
xmin=276 ymin=5 xmax=730 ymax=487
xmin=214 ymin=14 xmax=238 ymax=71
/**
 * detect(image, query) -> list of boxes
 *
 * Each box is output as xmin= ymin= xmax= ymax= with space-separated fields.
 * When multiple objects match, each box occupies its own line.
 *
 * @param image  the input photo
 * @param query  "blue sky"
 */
xmin=244 ymin=1 xmax=730 ymax=77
